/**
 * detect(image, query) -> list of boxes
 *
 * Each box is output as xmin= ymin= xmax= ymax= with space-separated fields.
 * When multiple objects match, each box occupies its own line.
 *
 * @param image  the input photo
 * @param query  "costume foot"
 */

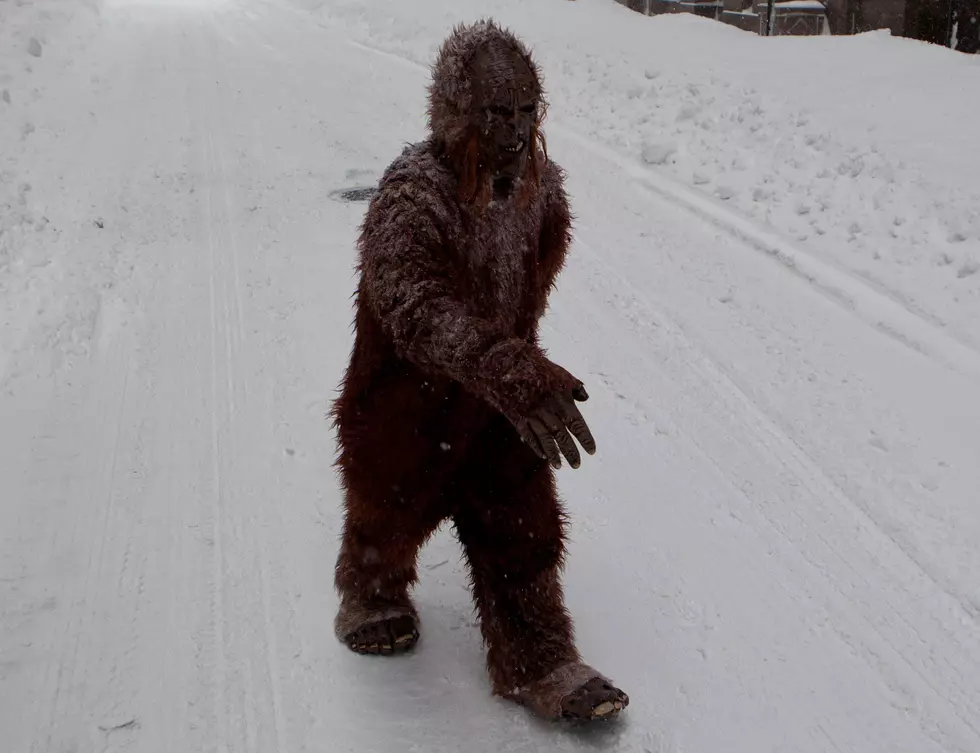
xmin=560 ymin=676 xmax=629 ymax=721
xmin=345 ymin=614 xmax=420 ymax=656
xmin=334 ymin=597 xmax=420 ymax=656
xmin=506 ymin=661 xmax=629 ymax=722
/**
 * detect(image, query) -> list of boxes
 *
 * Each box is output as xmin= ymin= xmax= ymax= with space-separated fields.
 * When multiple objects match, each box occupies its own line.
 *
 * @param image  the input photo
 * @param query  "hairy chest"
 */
xmin=456 ymin=201 xmax=541 ymax=330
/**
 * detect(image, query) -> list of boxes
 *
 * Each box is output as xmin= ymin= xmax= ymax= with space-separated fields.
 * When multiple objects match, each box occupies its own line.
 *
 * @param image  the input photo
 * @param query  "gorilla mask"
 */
xmin=427 ymin=20 xmax=547 ymax=206
xmin=469 ymin=45 xmax=539 ymax=193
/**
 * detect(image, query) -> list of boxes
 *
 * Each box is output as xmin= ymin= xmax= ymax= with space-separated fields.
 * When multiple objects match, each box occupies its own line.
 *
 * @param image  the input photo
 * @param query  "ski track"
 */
xmin=1 ymin=2 xmax=979 ymax=752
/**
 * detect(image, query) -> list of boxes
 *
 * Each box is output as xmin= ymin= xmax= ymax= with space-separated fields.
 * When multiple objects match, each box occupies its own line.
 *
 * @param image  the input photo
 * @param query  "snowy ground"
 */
xmin=2 ymin=1 xmax=980 ymax=752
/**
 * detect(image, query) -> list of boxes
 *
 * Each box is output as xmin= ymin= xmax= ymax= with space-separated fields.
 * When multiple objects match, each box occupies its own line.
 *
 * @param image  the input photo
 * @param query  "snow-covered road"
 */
xmin=2 ymin=2 xmax=980 ymax=752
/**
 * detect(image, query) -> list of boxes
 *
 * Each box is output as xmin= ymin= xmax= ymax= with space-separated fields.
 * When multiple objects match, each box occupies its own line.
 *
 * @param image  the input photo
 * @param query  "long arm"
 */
xmin=358 ymin=179 xmax=578 ymax=425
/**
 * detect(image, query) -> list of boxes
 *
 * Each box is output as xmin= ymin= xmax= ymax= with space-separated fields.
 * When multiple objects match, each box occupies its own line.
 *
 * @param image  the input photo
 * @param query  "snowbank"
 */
xmin=1 ymin=0 xmax=106 ymax=381
xmin=300 ymin=0 xmax=980 ymax=352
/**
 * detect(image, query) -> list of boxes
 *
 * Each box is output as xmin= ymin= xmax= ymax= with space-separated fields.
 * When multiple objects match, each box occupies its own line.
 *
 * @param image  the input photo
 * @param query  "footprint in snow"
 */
xmin=715 ymin=185 xmax=737 ymax=201
xmin=677 ymin=104 xmax=701 ymax=122
xmin=641 ymin=143 xmax=676 ymax=166
xmin=868 ymin=434 xmax=889 ymax=452
xmin=956 ymin=260 xmax=979 ymax=279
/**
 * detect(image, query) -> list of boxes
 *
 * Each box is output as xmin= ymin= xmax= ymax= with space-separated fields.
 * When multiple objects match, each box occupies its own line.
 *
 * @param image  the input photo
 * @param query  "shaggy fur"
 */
xmin=427 ymin=20 xmax=549 ymax=210
xmin=334 ymin=591 xmax=419 ymax=643
xmin=331 ymin=19 xmax=623 ymax=719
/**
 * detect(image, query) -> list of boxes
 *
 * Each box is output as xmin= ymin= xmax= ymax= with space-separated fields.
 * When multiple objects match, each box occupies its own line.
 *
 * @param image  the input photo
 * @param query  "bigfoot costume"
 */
xmin=331 ymin=20 xmax=629 ymax=722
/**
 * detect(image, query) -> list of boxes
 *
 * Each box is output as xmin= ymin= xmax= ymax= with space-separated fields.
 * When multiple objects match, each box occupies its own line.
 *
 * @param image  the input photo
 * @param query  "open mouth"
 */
xmin=504 ymin=140 xmax=525 ymax=154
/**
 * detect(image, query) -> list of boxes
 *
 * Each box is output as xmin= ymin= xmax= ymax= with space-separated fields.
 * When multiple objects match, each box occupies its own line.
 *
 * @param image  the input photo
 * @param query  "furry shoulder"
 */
xmin=359 ymin=141 xmax=460 ymax=248
xmin=376 ymin=141 xmax=451 ymax=192
xmin=538 ymin=158 xmax=569 ymax=211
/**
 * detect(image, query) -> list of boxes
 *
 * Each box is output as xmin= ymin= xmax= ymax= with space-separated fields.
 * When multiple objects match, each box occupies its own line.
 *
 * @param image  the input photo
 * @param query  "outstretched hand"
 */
xmin=515 ymin=384 xmax=596 ymax=469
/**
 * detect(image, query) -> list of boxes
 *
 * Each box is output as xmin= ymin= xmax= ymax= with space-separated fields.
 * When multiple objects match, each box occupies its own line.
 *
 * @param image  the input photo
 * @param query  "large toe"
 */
xmin=388 ymin=614 xmax=419 ymax=650
xmin=560 ymin=677 xmax=629 ymax=721
xmin=346 ymin=615 xmax=419 ymax=656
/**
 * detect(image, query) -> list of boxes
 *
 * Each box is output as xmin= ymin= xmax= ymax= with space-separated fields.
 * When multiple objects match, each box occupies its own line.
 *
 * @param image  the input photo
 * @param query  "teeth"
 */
xmin=505 ymin=141 xmax=524 ymax=153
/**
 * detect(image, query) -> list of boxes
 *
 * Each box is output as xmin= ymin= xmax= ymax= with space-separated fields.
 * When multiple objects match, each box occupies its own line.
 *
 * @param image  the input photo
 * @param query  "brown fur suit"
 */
xmin=331 ymin=20 xmax=628 ymax=722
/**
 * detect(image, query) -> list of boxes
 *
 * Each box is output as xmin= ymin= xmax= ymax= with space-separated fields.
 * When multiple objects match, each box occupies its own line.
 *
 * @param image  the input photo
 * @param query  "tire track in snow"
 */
xmin=569 ymin=195 xmax=980 ymax=626
xmin=1 ymin=13 xmax=227 ymax=748
xmin=195 ymin=24 xmax=231 ymax=752
xmin=36 ymin=336 xmax=132 ymax=753
xmin=563 ymin=230 xmax=980 ymax=749
xmin=206 ymin=16 xmax=288 ymax=751
xmin=337 ymin=33 xmax=980 ymax=385
xmin=20 ymin=17 xmax=167 ymax=747
xmin=203 ymin=10 xmax=355 ymax=748
xmin=195 ymin=14 xmax=288 ymax=753
xmin=4 ymin=7 xmax=299 ymax=751
xmin=558 ymin=128 xmax=980 ymax=382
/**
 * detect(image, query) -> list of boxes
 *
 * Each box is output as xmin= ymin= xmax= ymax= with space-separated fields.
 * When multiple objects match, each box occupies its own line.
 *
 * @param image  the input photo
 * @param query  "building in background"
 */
xmin=614 ymin=0 xmax=979 ymax=49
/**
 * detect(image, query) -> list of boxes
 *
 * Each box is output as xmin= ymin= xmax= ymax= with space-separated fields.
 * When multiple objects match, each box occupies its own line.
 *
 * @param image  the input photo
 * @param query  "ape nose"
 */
xmin=497 ymin=122 xmax=518 ymax=142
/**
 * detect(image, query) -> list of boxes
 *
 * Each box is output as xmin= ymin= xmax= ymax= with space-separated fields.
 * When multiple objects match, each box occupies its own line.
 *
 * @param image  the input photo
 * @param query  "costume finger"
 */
xmin=529 ymin=416 xmax=562 ymax=469
xmin=554 ymin=398 xmax=597 ymax=455
xmin=538 ymin=408 xmax=581 ymax=469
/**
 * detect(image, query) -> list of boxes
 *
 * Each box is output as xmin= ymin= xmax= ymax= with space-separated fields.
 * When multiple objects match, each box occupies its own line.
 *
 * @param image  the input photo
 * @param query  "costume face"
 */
xmin=468 ymin=46 xmax=540 ymax=192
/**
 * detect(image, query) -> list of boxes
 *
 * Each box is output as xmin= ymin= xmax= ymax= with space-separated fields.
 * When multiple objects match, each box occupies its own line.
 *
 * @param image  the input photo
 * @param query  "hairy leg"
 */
xmin=331 ymin=360 xmax=488 ymax=656
xmin=452 ymin=420 xmax=628 ymax=720
xmin=334 ymin=484 xmax=444 ymax=655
